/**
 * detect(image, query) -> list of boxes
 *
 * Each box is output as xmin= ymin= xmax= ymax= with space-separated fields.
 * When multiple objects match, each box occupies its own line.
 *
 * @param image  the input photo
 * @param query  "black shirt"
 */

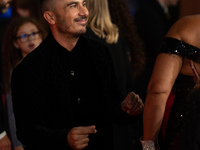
xmin=11 ymin=33 xmax=126 ymax=150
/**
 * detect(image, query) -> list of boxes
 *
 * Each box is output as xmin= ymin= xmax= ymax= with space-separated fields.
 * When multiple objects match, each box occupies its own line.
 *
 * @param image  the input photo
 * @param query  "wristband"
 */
xmin=140 ymin=137 xmax=155 ymax=150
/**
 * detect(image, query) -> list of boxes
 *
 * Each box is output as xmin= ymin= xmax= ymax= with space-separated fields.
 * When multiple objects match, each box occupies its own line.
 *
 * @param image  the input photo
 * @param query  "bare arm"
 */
xmin=143 ymin=53 xmax=182 ymax=142
xmin=142 ymin=15 xmax=200 ymax=150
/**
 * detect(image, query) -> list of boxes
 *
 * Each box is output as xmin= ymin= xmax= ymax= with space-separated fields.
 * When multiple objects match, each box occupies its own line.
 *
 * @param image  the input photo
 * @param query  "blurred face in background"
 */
xmin=0 ymin=0 xmax=12 ymax=13
xmin=17 ymin=8 xmax=30 ymax=17
xmin=14 ymin=22 xmax=43 ymax=58
xmin=167 ymin=0 xmax=179 ymax=6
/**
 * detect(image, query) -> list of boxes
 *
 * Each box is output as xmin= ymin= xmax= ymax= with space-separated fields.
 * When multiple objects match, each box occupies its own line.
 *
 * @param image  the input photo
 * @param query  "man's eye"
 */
xmin=71 ymin=4 xmax=76 ymax=7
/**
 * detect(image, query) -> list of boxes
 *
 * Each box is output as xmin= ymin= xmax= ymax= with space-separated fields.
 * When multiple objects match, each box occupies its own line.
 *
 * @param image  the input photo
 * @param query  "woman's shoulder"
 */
xmin=166 ymin=14 xmax=200 ymax=47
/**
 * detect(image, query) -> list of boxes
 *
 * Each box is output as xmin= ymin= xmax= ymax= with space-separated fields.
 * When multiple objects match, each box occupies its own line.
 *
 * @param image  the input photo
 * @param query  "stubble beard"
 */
xmin=56 ymin=13 xmax=87 ymax=37
xmin=74 ymin=24 xmax=87 ymax=36
xmin=57 ymin=21 xmax=87 ymax=37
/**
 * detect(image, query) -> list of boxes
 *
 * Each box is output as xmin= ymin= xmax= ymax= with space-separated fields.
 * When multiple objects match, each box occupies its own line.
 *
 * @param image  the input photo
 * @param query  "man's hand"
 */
xmin=121 ymin=92 xmax=144 ymax=116
xmin=67 ymin=125 xmax=97 ymax=150
xmin=14 ymin=145 xmax=24 ymax=150
xmin=0 ymin=135 xmax=11 ymax=150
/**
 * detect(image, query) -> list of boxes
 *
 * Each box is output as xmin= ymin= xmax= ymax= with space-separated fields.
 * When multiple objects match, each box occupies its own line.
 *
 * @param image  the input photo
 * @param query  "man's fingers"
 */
xmin=75 ymin=142 xmax=89 ymax=150
xmin=128 ymin=104 xmax=144 ymax=114
xmin=72 ymin=134 xmax=89 ymax=141
xmin=70 ymin=137 xmax=90 ymax=150
xmin=128 ymin=101 xmax=139 ymax=112
xmin=68 ymin=126 xmax=97 ymax=150
xmin=0 ymin=135 xmax=11 ymax=150
xmin=131 ymin=98 xmax=143 ymax=111
xmin=75 ymin=137 xmax=90 ymax=145
xmin=125 ymin=92 xmax=143 ymax=108
xmin=126 ymin=97 xmax=144 ymax=114
xmin=122 ymin=92 xmax=143 ymax=113
xmin=76 ymin=125 xmax=97 ymax=135
xmin=126 ymin=92 xmax=140 ymax=105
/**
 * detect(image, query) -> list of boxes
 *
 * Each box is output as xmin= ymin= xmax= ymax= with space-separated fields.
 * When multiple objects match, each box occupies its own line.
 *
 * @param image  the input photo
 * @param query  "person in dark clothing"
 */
xmin=84 ymin=0 xmax=143 ymax=150
xmin=134 ymin=0 xmax=179 ymax=100
xmin=108 ymin=0 xmax=145 ymax=80
xmin=11 ymin=0 xmax=144 ymax=149
xmin=0 ymin=0 xmax=12 ymax=150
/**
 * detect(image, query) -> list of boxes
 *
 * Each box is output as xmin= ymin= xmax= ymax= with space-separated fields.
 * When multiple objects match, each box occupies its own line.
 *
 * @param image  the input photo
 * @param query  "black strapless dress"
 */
xmin=159 ymin=37 xmax=200 ymax=150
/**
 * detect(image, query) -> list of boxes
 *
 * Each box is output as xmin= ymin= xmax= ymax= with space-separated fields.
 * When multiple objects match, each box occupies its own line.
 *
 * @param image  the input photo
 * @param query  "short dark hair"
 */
xmin=40 ymin=0 xmax=55 ymax=14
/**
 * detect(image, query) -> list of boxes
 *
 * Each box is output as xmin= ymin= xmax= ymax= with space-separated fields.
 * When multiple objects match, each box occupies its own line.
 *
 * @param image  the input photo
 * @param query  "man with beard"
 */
xmin=0 ymin=0 xmax=12 ymax=150
xmin=11 ymin=0 xmax=144 ymax=149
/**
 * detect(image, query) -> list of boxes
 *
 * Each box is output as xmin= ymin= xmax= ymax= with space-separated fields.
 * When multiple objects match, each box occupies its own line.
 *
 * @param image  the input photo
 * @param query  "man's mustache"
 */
xmin=74 ymin=16 xmax=87 ymax=22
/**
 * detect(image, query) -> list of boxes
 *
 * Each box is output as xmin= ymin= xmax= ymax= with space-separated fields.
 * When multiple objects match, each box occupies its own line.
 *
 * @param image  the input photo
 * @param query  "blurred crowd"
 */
xmin=1 ymin=0 xmax=200 ymax=150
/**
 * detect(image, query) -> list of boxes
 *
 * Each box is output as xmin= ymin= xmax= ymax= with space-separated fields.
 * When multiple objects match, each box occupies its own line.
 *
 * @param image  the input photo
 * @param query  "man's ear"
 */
xmin=43 ymin=11 xmax=56 ymax=25
xmin=13 ymin=41 xmax=19 ymax=49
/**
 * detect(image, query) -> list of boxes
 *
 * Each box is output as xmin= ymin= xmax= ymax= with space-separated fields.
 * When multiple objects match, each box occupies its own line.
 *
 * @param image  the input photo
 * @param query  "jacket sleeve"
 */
xmin=0 ymin=49 xmax=5 ymax=134
xmin=0 ymin=96 xmax=5 ymax=134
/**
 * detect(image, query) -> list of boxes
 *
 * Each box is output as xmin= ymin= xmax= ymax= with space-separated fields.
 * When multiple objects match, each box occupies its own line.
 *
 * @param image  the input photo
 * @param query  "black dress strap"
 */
xmin=159 ymin=37 xmax=200 ymax=63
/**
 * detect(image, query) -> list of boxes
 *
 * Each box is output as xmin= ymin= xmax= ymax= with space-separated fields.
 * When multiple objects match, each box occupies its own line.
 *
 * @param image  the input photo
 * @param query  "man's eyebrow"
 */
xmin=66 ymin=1 xmax=78 ymax=7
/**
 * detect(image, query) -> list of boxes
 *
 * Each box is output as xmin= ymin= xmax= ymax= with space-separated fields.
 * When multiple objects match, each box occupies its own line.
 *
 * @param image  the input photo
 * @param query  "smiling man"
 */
xmin=11 ymin=0 xmax=143 ymax=149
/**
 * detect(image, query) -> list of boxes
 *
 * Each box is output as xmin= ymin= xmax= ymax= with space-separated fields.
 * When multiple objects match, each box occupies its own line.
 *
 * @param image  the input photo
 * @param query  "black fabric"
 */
xmin=0 ymin=19 xmax=10 ymax=136
xmin=84 ymin=27 xmax=142 ymax=150
xmin=159 ymin=37 xmax=200 ymax=149
xmin=0 ymin=46 xmax=4 ymax=134
xmin=11 ymin=32 xmax=129 ymax=150
xmin=160 ymin=37 xmax=200 ymax=63
xmin=84 ymin=27 xmax=135 ymax=98
xmin=180 ymin=88 xmax=200 ymax=150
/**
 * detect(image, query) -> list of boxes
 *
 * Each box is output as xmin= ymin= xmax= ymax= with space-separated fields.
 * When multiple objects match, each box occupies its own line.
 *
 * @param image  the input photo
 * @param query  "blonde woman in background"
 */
xmin=84 ymin=0 xmax=143 ymax=149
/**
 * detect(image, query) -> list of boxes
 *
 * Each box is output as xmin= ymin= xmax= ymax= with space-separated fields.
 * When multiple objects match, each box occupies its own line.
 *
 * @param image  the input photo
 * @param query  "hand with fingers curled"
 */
xmin=0 ymin=135 xmax=11 ymax=150
xmin=121 ymin=92 xmax=144 ymax=116
xmin=67 ymin=125 xmax=97 ymax=150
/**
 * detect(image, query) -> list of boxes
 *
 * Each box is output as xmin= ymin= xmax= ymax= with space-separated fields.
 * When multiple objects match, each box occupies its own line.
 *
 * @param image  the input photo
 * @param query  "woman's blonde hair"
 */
xmin=86 ymin=0 xmax=119 ymax=44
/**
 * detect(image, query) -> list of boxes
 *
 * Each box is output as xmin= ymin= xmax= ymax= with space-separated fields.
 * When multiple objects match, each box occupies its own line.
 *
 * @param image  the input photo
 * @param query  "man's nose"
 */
xmin=79 ymin=5 xmax=89 ymax=16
